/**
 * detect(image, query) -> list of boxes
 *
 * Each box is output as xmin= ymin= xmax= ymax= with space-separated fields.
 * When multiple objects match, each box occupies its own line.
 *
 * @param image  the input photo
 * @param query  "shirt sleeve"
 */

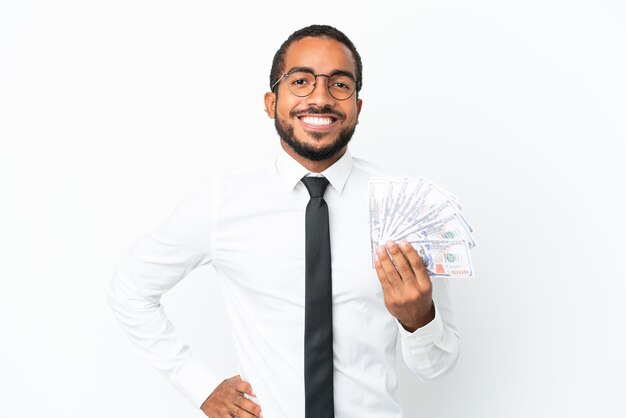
xmin=396 ymin=278 xmax=461 ymax=381
xmin=107 ymin=179 xmax=224 ymax=407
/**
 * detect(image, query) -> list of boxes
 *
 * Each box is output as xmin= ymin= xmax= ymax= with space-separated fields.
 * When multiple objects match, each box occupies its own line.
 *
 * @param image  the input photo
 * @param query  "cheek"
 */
xmin=275 ymin=93 xmax=300 ymax=117
xmin=342 ymin=104 xmax=360 ymax=122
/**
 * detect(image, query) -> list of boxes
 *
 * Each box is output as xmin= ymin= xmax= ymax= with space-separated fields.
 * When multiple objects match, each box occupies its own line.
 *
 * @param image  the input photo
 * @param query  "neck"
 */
xmin=280 ymin=142 xmax=346 ymax=173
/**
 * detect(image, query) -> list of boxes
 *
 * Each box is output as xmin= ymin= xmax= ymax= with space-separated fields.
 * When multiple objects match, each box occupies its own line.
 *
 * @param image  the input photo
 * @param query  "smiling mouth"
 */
xmin=298 ymin=115 xmax=338 ymax=129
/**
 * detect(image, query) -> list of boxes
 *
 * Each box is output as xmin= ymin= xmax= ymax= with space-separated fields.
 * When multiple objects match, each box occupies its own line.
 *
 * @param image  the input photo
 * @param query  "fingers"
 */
xmin=376 ymin=240 xmax=432 ymax=290
xmin=375 ymin=245 xmax=402 ymax=291
xmin=236 ymin=380 xmax=256 ymax=397
xmin=200 ymin=375 xmax=262 ymax=418
xmin=377 ymin=241 xmax=417 ymax=284
xmin=374 ymin=240 xmax=435 ymax=332
xmin=385 ymin=241 xmax=416 ymax=282
xmin=233 ymin=380 xmax=261 ymax=417
xmin=233 ymin=395 xmax=263 ymax=418
xmin=398 ymin=240 xmax=432 ymax=289
xmin=374 ymin=254 xmax=391 ymax=290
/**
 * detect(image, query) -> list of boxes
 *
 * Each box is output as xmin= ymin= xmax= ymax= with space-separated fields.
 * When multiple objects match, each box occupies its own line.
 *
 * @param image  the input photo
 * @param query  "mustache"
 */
xmin=290 ymin=106 xmax=345 ymax=119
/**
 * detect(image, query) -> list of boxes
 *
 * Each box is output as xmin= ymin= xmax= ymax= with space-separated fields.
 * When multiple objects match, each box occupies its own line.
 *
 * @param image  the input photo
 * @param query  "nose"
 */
xmin=305 ymin=75 xmax=336 ymax=108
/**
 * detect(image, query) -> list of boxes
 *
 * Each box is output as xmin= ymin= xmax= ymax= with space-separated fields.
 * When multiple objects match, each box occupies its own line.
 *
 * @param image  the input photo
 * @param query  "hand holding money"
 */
xmin=374 ymin=240 xmax=435 ymax=332
xmin=369 ymin=176 xmax=477 ymax=278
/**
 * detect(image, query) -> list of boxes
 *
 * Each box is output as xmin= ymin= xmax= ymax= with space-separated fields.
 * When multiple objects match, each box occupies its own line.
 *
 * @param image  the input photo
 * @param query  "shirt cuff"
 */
xmin=170 ymin=357 xmax=225 ymax=408
xmin=396 ymin=302 xmax=444 ymax=347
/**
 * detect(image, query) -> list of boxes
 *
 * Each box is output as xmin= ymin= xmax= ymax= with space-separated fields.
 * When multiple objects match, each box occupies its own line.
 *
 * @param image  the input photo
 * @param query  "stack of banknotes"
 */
xmin=369 ymin=176 xmax=476 ymax=278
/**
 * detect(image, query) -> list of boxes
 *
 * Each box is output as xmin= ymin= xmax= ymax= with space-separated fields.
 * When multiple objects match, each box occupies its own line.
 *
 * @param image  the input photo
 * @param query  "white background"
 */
xmin=1 ymin=1 xmax=625 ymax=417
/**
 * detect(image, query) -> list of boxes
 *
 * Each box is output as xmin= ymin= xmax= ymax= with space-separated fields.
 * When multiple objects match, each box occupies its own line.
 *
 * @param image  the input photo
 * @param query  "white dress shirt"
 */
xmin=108 ymin=148 xmax=460 ymax=418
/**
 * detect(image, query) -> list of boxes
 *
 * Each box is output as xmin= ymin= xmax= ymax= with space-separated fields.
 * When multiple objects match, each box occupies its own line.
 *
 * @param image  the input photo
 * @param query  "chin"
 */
xmin=275 ymin=117 xmax=357 ymax=162
xmin=282 ymin=136 xmax=349 ymax=161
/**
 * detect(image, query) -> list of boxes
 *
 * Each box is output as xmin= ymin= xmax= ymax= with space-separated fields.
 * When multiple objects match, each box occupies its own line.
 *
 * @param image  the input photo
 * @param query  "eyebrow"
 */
xmin=286 ymin=66 xmax=357 ymax=81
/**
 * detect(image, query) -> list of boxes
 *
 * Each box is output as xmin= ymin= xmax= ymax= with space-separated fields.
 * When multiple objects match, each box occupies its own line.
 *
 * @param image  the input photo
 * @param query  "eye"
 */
xmin=292 ymin=78 xmax=310 ymax=86
xmin=329 ymin=77 xmax=353 ymax=90
xmin=331 ymin=81 xmax=351 ymax=90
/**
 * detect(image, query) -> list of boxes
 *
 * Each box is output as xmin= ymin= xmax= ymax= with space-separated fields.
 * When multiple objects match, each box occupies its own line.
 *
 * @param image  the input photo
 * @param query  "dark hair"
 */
xmin=269 ymin=24 xmax=363 ymax=95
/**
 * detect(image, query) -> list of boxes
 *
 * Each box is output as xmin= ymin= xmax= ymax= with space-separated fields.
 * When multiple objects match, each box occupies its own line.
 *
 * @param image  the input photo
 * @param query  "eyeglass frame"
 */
xmin=270 ymin=67 xmax=361 ymax=101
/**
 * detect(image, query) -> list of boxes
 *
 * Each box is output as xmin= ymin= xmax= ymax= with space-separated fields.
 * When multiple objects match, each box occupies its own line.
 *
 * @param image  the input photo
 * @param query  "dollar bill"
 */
xmin=408 ymin=239 xmax=474 ymax=278
xmin=368 ymin=176 xmax=476 ymax=277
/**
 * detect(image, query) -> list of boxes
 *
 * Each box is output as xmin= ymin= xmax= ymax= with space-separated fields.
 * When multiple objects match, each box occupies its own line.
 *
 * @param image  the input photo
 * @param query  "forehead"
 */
xmin=283 ymin=36 xmax=357 ymax=75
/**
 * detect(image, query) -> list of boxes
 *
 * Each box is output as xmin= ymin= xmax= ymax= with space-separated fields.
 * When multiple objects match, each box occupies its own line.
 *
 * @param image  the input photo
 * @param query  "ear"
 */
xmin=356 ymin=98 xmax=363 ymax=118
xmin=264 ymin=92 xmax=276 ymax=118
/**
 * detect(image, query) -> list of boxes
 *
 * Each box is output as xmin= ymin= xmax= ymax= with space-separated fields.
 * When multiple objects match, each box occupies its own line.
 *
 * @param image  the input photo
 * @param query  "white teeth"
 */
xmin=301 ymin=116 xmax=333 ymax=126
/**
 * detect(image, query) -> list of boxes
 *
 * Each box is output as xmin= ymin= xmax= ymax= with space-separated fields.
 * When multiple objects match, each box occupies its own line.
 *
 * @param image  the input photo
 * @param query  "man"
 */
xmin=108 ymin=25 xmax=460 ymax=418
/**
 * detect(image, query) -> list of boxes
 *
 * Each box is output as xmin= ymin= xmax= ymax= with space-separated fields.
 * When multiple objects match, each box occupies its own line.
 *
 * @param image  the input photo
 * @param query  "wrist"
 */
xmin=400 ymin=303 xmax=435 ymax=332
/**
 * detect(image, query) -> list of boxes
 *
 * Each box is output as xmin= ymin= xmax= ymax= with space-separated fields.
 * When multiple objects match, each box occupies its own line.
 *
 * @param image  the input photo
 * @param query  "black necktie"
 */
xmin=301 ymin=176 xmax=334 ymax=418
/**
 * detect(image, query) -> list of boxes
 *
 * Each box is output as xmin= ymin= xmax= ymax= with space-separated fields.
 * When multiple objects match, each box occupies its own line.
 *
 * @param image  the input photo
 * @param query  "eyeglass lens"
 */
xmin=286 ymin=71 xmax=356 ymax=100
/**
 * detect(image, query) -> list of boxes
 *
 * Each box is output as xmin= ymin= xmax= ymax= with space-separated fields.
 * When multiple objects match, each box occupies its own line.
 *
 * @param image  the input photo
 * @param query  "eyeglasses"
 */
xmin=271 ymin=70 xmax=359 ymax=101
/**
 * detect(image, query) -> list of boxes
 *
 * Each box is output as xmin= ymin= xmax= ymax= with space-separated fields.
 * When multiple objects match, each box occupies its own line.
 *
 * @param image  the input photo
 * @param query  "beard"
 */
xmin=274 ymin=106 xmax=357 ymax=162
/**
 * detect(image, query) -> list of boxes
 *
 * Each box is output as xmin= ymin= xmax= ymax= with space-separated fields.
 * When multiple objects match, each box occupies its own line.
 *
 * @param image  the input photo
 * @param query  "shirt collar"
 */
xmin=275 ymin=146 xmax=353 ymax=194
